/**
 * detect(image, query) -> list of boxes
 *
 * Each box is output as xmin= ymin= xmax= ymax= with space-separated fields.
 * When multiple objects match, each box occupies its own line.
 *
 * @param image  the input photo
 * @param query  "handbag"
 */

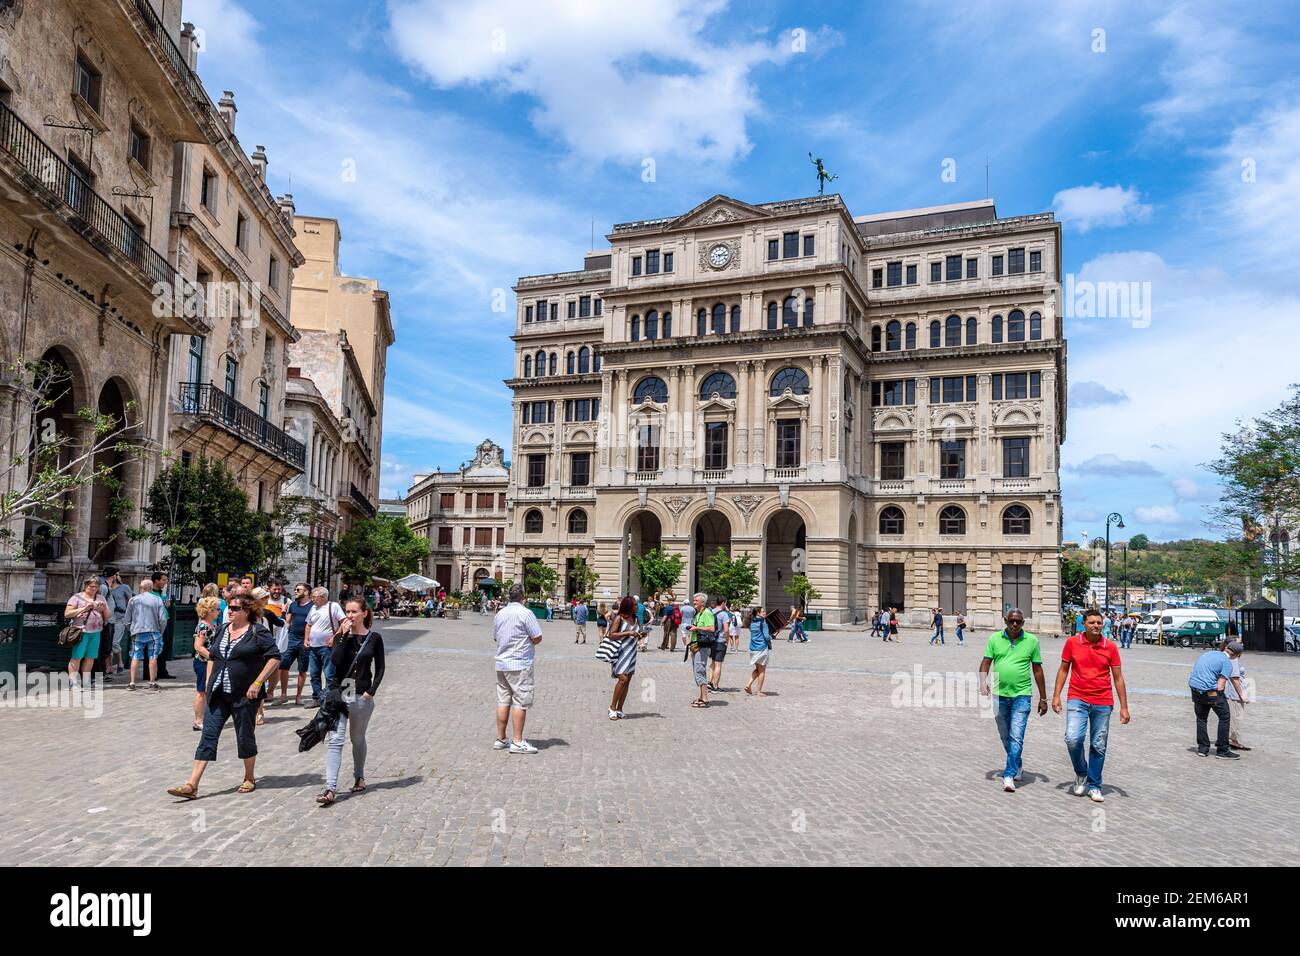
xmin=58 ymin=600 xmax=95 ymax=647
xmin=596 ymin=616 xmax=629 ymax=664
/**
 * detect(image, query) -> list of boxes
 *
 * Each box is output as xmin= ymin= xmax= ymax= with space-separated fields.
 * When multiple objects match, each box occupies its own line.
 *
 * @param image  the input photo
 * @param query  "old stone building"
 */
xmin=0 ymin=0 xmax=228 ymax=603
xmin=506 ymin=194 xmax=1066 ymax=633
xmin=280 ymin=368 xmax=342 ymax=590
xmin=407 ymin=440 xmax=509 ymax=594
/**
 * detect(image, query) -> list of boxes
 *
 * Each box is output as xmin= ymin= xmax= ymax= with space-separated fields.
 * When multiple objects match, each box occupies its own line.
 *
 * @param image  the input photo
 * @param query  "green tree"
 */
xmin=633 ymin=546 xmax=684 ymax=597
xmin=335 ymin=516 xmax=430 ymax=584
xmin=523 ymin=560 xmax=559 ymax=600
xmin=784 ymin=573 xmax=822 ymax=609
xmin=1128 ymin=533 xmax=1150 ymax=550
xmin=698 ymin=548 xmax=759 ymax=607
xmin=142 ymin=456 xmax=263 ymax=587
xmin=1061 ymin=556 xmax=1090 ymax=606
xmin=259 ymin=494 xmax=314 ymax=583
xmin=569 ymin=557 xmax=599 ymax=602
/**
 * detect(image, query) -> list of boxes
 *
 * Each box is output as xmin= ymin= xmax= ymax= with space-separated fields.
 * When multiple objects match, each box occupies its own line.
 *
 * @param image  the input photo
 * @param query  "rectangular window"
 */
xmin=886 ymin=262 xmax=902 ymax=287
xmin=930 ymin=262 xmax=941 ymax=282
xmin=776 ymin=420 xmax=801 ymax=468
xmin=939 ymin=440 xmax=966 ymax=479
xmin=475 ymin=527 xmax=493 ymax=548
xmin=767 ymin=238 xmax=779 ymax=261
xmin=871 ymin=268 xmax=883 ymax=289
xmin=465 ymin=493 xmax=473 ymax=510
xmin=1005 ymin=373 xmax=1028 ymax=399
xmin=803 ymin=234 xmax=815 ymax=257
xmin=571 ymin=452 xmax=591 ymax=486
xmin=224 ymin=357 xmax=238 ymax=396
xmin=945 ymin=255 xmax=962 ymax=281
xmin=631 ymin=256 xmax=642 ymax=276
xmin=499 ymin=493 xmax=507 ymax=509
xmin=704 ymin=422 xmax=728 ymax=470
xmin=535 ymin=300 xmax=548 ymax=323
xmin=497 ymin=527 xmax=505 ymax=547
xmin=783 ymin=231 xmax=800 ymax=259
xmin=905 ymin=379 xmax=916 ymax=405
xmin=1030 ymin=371 xmax=1041 ymax=398
xmin=236 ymin=212 xmax=249 ymax=252
xmin=567 ymin=300 xmax=576 ymax=318
xmin=929 ymin=376 xmax=939 ymax=404
xmin=594 ymin=298 xmax=603 ymax=315
xmin=437 ymin=527 xmax=452 ymax=547
xmin=477 ymin=493 xmax=494 ymax=510
xmin=524 ymin=305 xmax=534 ymax=322
xmin=1002 ymin=565 xmax=1032 ymax=616
xmin=439 ymin=493 xmax=454 ymax=510
xmin=268 ymin=255 xmax=280 ymax=291
xmin=122 ymin=211 xmax=145 ymax=260
xmin=646 ymin=249 xmax=660 ymax=275
xmin=966 ymin=375 xmax=977 ymax=401
xmin=1003 ymin=438 xmax=1030 ymax=478
xmin=636 ymin=425 xmax=660 ymax=472
xmin=882 ymin=381 xmax=904 ymax=406
xmin=663 ymin=251 xmax=674 ymax=273
xmin=463 ymin=527 xmax=471 ymax=546
xmin=966 ymin=258 xmax=978 ymax=279
xmin=1008 ymin=247 xmax=1025 ymax=274
xmin=905 ymin=263 xmax=917 ymax=285
xmin=992 ymin=374 xmax=1002 ymax=401
xmin=550 ymin=303 xmax=558 ymax=321
xmin=527 ymin=454 xmax=546 ymax=487
xmin=578 ymin=296 xmax=591 ymax=317
xmin=75 ymin=54 xmax=102 ymax=112
xmin=880 ymin=442 xmax=905 ymax=480
xmin=129 ymin=122 xmax=151 ymax=171
xmin=991 ymin=255 xmax=1004 ymax=276
xmin=200 ymin=167 xmax=218 ymax=212
xmin=941 ymin=376 xmax=964 ymax=403
xmin=1029 ymin=250 xmax=1042 ymax=272
xmin=939 ymin=564 xmax=968 ymax=613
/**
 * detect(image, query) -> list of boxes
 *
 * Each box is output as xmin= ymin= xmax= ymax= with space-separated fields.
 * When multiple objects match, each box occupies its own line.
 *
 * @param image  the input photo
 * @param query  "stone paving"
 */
xmin=1 ymin=614 xmax=1297 ymax=866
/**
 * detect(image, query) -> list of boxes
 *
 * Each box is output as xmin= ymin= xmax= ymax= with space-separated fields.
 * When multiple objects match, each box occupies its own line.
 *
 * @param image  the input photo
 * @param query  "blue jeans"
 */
xmin=994 ymin=695 xmax=1032 ymax=779
xmin=931 ymin=626 xmax=945 ymax=645
xmin=1065 ymin=699 xmax=1112 ymax=790
xmin=791 ymin=621 xmax=807 ymax=641
xmin=307 ymin=645 xmax=334 ymax=702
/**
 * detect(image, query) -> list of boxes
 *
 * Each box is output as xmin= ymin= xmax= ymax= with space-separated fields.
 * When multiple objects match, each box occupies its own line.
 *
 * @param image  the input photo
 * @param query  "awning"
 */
xmin=396 ymin=573 xmax=439 ymax=591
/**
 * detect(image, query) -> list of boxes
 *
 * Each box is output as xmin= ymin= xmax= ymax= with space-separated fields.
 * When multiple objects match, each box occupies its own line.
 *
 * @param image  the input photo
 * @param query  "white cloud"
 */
xmin=1142 ymin=7 xmax=1248 ymax=138
xmin=1067 ymin=454 xmax=1162 ymax=478
xmin=1071 ymin=381 xmax=1128 ymax=408
xmin=1053 ymin=184 xmax=1152 ymax=233
xmin=386 ymin=0 xmax=802 ymax=165
xmin=1135 ymin=505 xmax=1183 ymax=525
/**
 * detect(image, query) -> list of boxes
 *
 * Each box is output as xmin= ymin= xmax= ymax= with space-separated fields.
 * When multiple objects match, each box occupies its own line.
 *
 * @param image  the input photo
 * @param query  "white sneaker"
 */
xmin=1071 ymin=775 xmax=1087 ymax=797
xmin=1014 ymin=770 xmax=1024 ymax=782
xmin=1088 ymin=788 xmax=1105 ymax=803
xmin=608 ymin=709 xmax=619 ymax=720
xmin=509 ymin=739 xmax=539 ymax=754
xmin=1002 ymin=776 xmax=1016 ymax=792
xmin=492 ymin=738 xmax=509 ymax=750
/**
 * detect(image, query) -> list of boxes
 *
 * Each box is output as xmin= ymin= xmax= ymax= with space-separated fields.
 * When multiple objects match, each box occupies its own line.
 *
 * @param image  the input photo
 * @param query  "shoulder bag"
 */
xmin=58 ymin=599 xmax=95 ymax=647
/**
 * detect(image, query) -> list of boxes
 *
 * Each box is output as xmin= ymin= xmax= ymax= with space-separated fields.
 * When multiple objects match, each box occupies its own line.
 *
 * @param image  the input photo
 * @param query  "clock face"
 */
xmin=708 ymin=243 xmax=731 ymax=268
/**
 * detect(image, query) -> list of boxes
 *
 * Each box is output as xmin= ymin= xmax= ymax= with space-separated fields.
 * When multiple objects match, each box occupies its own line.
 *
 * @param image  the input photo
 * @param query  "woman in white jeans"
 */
xmin=317 ymin=598 xmax=386 ymax=806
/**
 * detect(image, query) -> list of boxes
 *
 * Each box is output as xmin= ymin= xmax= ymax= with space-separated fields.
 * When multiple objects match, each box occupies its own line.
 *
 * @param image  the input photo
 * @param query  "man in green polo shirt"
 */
xmin=979 ymin=608 xmax=1047 ymax=793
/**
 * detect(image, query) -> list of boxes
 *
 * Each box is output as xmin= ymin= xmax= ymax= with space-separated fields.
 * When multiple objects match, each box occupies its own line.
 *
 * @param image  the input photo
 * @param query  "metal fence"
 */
xmin=2 ymin=602 xmax=197 ymax=670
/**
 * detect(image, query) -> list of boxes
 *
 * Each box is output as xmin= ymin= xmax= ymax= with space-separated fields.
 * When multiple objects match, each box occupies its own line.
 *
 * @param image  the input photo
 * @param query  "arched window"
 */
xmin=966 ymin=317 xmax=977 ymax=345
xmin=782 ymin=295 xmax=800 ymax=328
xmin=645 ymin=309 xmax=659 ymax=340
xmin=578 ymin=346 xmax=590 ymax=374
xmin=1029 ymin=312 xmax=1042 ymax=340
xmin=767 ymin=301 xmax=778 ymax=330
xmin=885 ymin=320 xmax=901 ymax=351
xmin=524 ymin=509 xmax=543 ymax=534
xmin=523 ymin=355 xmax=532 ymax=377
xmin=803 ymin=297 xmax=814 ymax=327
xmin=879 ymin=505 xmax=905 ymax=535
xmin=535 ymin=349 xmax=546 ymax=375
xmin=663 ymin=311 xmax=672 ymax=338
xmin=939 ymin=505 xmax=967 ymax=535
xmin=905 ymin=322 xmax=916 ymax=350
xmin=633 ymin=375 xmax=668 ymax=404
xmin=698 ymin=308 xmax=708 ymax=337
xmin=945 ymin=314 xmax=961 ymax=347
xmin=548 ymin=352 xmax=557 ymax=376
xmin=730 ymin=305 xmax=741 ymax=333
xmin=770 ymin=366 xmax=811 ymax=396
xmin=1008 ymin=309 xmax=1025 ymax=342
xmin=711 ymin=303 xmax=726 ymax=335
xmin=929 ymin=320 xmax=941 ymax=348
xmin=992 ymin=315 xmax=1003 ymax=343
xmin=1002 ymin=504 xmax=1031 ymax=535
xmin=567 ymin=509 xmax=588 ymax=534
xmin=630 ymin=314 xmax=640 ymax=342
xmin=566 ymin=351 xmax=575 ymax=375
xmin=871 ymin=325 xmax=882 ymax=352
xmin=699 ymin=371 xmax=737 ymax=401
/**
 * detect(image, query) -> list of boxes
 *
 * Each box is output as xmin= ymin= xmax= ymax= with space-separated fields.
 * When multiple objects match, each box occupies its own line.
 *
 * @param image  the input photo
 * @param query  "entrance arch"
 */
xmin=24 ymin=347 xmax=84 ymax=560
xmin=623 ymin=510 xmax=662 ymax=597
xmin=847 ymin=512 xmax=859 ymax=621
xmin=88 ymin=377 xmax=132 ymax=561
xmin=763 ymin=509 xmax=806 ymax=611
xmin=691 ymin=510 xmax=732 ymax=596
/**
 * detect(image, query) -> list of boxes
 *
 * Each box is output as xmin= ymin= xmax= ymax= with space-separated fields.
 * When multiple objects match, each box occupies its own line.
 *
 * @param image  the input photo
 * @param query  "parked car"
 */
xmin=1165 ymin=619 xmax=1226 ymax=648
xmin=1135 ymin=608 xmax=1222 ymax=644
xmin=1285 ymin=624 xmax=1300 ymax=653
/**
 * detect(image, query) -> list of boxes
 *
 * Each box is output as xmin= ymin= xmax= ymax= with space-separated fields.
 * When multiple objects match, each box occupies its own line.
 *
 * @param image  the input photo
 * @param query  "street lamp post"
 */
xmin=1121 ymin=544 xmax=1129 ymax=614
xmin=1105 ymin=512 xmax=1125 ymax=612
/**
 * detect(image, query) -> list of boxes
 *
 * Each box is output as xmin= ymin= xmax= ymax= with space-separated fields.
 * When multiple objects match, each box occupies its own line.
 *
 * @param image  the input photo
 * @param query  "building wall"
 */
xmin=407 ymin=442 xmax=509 ymax=594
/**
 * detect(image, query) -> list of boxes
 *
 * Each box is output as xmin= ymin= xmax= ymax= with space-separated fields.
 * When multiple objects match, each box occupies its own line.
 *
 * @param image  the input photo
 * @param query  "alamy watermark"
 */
xmin=1062 ymin=273 xmax=1151 ymax=328
xmin=0 ymin=667 xmax=104 ymax=718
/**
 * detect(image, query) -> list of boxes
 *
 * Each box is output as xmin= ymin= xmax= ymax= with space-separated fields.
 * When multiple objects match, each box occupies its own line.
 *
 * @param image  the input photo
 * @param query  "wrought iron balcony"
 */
xmin=349 ymin=482 xmax=377 ymax=518
xmin=0 ymin=99 xmax=191 ymax=295
xmin=177 ymin=382 xmax=305 ymax=471
xmin=128 ymin=0 xmax=215 ymax=117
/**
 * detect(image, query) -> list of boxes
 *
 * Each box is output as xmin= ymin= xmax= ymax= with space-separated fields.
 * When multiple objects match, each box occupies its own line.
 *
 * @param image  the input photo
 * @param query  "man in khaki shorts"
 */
xmin=493 ymin=583 xmax=543 ymax=754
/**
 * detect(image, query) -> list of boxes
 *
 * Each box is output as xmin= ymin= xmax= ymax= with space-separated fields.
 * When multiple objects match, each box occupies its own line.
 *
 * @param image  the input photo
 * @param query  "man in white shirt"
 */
xmin=493 ymin=584 xmax=542 ymax=754
xmin=303 ymin=586 xmax=345 ymax=705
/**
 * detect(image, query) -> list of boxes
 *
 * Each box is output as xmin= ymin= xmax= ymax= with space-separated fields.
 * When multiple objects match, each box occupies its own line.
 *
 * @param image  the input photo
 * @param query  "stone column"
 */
xmin=810 ymin=356 xmax=825 ymax=465
xmin=681 ymin=365 xmax=697 ymax=474
xmin=613 ymin=370 xmax=628 ymax=473
xmin=750 ymin=359 xmax=766 ymax=479
xmin=735 ymin=360 xmax=750 ymax=468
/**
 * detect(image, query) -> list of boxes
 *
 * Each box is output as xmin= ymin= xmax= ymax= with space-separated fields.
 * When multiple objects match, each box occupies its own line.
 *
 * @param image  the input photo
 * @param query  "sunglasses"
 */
xmin=229 ymin=604 xmax=247 ymax=612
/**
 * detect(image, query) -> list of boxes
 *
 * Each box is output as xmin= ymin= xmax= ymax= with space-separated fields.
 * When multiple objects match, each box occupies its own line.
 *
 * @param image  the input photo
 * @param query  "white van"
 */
xmin=1134 ymin=608 xmax=1221 ymax=644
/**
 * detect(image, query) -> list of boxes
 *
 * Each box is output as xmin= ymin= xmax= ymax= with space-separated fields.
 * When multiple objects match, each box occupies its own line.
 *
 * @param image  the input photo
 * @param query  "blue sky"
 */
xmin=184 ymin=0 xmax=1300 ymax=542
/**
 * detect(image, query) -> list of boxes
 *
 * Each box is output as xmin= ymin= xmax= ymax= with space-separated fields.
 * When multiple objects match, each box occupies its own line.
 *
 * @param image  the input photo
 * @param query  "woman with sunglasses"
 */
xmin=316 ymin=597 xmax=386 ymax=806
xmin=167 ymin=590 xmax=280 ymax=799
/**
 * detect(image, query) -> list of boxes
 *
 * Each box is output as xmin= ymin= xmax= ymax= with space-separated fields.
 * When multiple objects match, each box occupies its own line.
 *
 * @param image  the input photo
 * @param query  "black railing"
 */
xmin=349 ymin=482 xmax=377 ymax=518
xmin=0 ymin=99 xmax=179 ymax=290
xmin=177 ymin=382 xmax=306 ymax=470
xmin=130 ymin=0 xmax=214 ymax=116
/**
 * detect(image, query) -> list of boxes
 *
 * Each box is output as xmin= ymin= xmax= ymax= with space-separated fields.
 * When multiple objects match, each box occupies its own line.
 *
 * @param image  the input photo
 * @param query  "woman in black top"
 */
xmin=317 ymin=598 xmax=385 ymax=806
xmin=167 ymin=590 xmax=280 ymax=799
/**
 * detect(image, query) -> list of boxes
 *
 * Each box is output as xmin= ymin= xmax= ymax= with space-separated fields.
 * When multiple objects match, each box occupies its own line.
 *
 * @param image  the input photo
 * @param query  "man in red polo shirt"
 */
xmin=1051 ymin=609 xmax=1130 ymax=803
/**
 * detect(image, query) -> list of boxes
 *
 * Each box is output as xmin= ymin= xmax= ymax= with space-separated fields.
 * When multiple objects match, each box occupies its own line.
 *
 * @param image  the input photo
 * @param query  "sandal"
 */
xmin=192 ymin=722 xmax=203 ymax=731
xmin=316 ymin=789 xmax=336 ymax=805
xmin=167 ymin=782 xmax=198 ymax=800
xmin=255 ymin=717 xmax=266 ymax=726
xmin=691 ymin=700 xmax=709 ymax=708
xmin=237 ymin=780 xmax=256 ymax=793
xmin=350 ymin=779 xmax=366 ymax=793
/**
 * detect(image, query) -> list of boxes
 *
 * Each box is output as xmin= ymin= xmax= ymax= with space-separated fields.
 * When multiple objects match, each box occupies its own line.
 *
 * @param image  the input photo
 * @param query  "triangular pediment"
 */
xmin=699 ymin=395 xmax=736 ymax=412
xmin=768 ymin=392 xmax=809 ymax=411
xmin=669 ymin=194 xmax=775 ymax=231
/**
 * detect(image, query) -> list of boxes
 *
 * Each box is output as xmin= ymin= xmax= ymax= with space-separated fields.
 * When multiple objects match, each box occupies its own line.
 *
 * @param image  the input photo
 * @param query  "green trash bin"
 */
xmin=804 ymin=611 xmax=823 ymax=631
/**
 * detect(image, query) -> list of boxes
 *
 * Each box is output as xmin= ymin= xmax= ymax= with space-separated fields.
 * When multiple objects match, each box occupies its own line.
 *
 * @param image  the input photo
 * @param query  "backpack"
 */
xmin=667 ymin=604 xmax=681 ymax=627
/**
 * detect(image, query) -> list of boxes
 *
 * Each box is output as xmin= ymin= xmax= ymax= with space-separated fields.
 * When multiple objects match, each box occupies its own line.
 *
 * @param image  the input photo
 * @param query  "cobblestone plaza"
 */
xmin=1 ymin=615 xmax=1295 ymax=866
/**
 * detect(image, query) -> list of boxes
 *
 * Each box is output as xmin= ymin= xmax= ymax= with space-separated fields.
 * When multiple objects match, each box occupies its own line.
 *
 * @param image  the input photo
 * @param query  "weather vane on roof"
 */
xmin=809 ymin=153 xmax=838 ymax=195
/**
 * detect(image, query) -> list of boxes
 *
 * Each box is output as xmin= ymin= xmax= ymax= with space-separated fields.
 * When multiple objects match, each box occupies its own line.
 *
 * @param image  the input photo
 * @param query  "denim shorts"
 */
xmin=193 ymin=657 xmax=208 ymax=692
xmin=280 ymin=637 xmax=309 ymax=672
xmin=130 ymin=632 xmax=162 ymax=661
